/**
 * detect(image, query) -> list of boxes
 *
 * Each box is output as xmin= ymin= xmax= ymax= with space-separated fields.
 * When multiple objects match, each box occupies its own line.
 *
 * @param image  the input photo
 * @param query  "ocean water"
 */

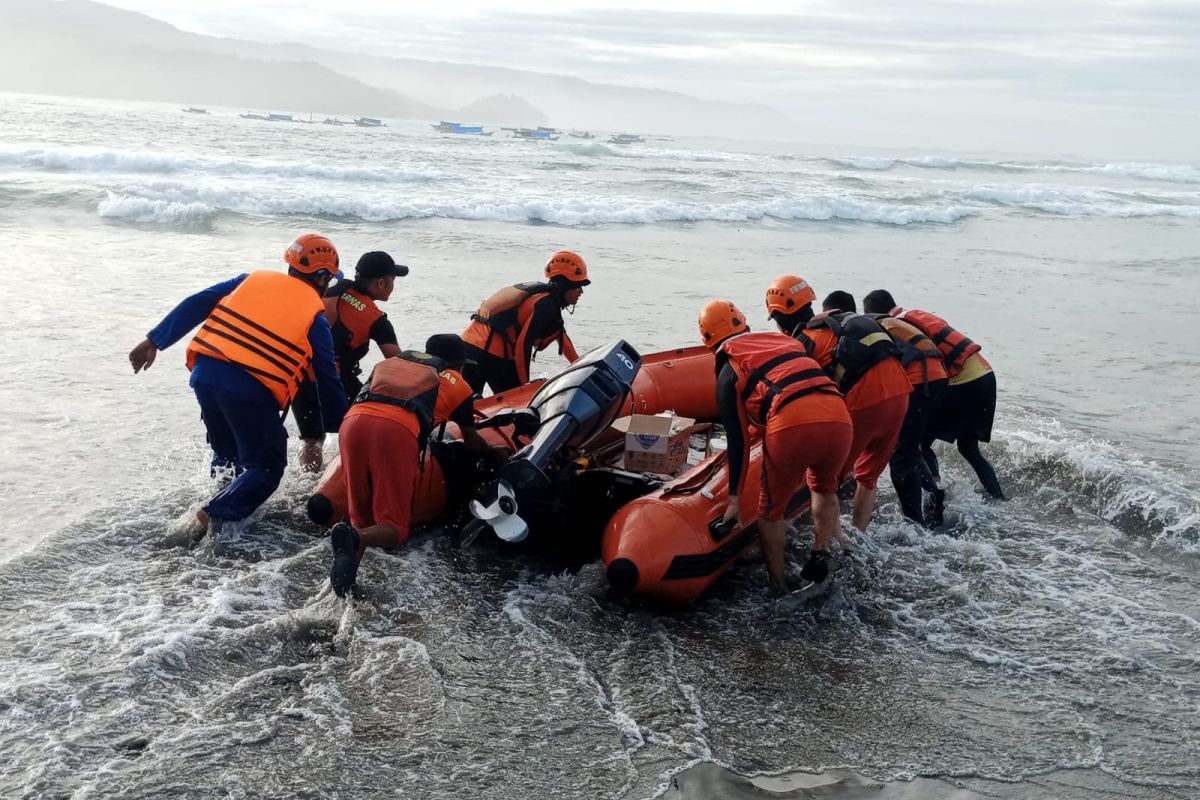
xmin=0 ymin=93 xmax=1198 ymax=799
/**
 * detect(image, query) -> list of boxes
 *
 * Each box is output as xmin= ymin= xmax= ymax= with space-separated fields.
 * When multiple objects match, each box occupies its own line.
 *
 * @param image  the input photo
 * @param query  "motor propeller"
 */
xmin=465 ymin=339 xmax=642 ymax=545
xmin=467 ymin=480 xmax=529 ymax=543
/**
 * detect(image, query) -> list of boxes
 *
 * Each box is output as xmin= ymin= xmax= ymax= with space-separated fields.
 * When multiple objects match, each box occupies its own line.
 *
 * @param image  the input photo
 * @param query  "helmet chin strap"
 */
xmin=565 ymin=303 xmax=577 ymax=316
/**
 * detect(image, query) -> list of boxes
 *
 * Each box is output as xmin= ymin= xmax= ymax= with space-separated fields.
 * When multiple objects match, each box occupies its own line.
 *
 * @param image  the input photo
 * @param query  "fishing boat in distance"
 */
xmin=355 ymin=117 xmax=385 ymax=127
xmin=432 ymin=120 xmax=494 ymax=136
xmin=609 ymin=133 xmax=646 ymax=144
xmin=240 ymin=112 xmax=300 ymax=122
xmin=182 ymin=106 xmax=209 ymax=115
xmin=508 ymin=127 xmax=559 ymax=141
xmin=323 ymin=117 xmax=351 ymax=126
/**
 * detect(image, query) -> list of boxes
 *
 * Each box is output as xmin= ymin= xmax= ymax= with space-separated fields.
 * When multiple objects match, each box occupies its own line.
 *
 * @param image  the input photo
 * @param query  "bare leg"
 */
xmin=357 ymin=523 xmax=401 ymax=557
xmin=758 ymin=518 xmax=789 ymax=590
xmin=852 ymin=483 xmax=877 ymax=533
xmin=811 ymin=491 xmax=842 ymax=550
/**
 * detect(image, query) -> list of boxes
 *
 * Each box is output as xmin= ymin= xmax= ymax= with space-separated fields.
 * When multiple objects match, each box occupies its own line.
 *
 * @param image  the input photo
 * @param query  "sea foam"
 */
xmin=0 ymin=144 xmax=443 ymax=184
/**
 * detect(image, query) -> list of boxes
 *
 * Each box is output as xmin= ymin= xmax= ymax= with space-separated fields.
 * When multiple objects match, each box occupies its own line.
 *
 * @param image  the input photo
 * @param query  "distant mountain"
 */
xmin=316 ymin=54 xmax=794 ymax=138
xmin=459 ymin=95 xmax=548 ymax=127
xmin=1 ymin=0 xmax=442 ymax=118
xmin=2 ymin=0 xmax=793 ymax=137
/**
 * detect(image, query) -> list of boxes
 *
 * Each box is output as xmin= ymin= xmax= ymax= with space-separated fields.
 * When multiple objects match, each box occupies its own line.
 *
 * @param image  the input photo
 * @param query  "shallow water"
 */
xmin=1 ymin=94 xmax=1198 ymax=798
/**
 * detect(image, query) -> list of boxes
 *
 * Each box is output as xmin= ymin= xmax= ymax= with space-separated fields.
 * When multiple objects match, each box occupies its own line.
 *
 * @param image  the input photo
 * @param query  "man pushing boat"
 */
xmin=128 ymin=234 xmax=348 ymax=538
xmin=766 ymin=277 xmax=911 ymax=537
xmin=327 ymin=334 xmax=490 ymax=597
xmin=460 ymin=250 xmax=589 ymax=393
xmin=700 ymin=299 xmax=853 ymax=590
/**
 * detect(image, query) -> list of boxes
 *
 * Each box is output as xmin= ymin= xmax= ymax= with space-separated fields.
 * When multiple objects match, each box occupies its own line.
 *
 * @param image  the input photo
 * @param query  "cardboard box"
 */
xmin=612 ymin=413 xmax=699 ymax=475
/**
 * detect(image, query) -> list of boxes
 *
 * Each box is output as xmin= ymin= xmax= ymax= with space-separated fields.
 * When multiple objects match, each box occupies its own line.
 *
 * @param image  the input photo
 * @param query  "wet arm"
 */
xmin=717 ymin=363 xmax=750 ymax=498
xmin=308 ymin=314 xmax=348 ymax=431
xmin=450 ymin=396 xmax=489 ymax=454
xmin=369 ymin=316 xmax=402 ymax=359
xmin=146 ymin=274 xmax=248 ymax=349
xmin=560 ymin=330 xmax=579 ymax=362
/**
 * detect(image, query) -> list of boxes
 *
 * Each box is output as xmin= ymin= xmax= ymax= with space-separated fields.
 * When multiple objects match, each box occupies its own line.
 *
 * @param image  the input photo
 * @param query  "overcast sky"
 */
xmin=102 ymin=0 xmax=1200 ymax=160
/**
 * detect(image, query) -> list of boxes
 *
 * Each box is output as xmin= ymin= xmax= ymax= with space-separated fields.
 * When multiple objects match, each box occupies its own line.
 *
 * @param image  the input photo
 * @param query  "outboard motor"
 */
xmin=470 ymin=340 xmax=642 ymax=542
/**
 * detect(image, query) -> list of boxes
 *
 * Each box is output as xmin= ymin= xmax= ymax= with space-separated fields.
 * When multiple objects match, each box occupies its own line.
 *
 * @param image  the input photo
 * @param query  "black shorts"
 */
xmin=932 ymin=371 xmax=996 ymax=444
xmin=461 ymin=345 xmax=521 ymax=395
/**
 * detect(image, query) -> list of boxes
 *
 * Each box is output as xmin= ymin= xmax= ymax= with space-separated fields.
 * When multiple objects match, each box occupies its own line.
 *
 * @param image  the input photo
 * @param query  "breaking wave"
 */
xmin=821 ymin=154 xmax=1200 ymax=184
xmin=994 ymin=413 xmax=1200 ymax=548
xmin=0 ymin=143 xmax=444 ymax=184
xmin=91 ymin=180 xmax=1200 ymax=227
xmin=958 ymin=186 xmax=1200 ymax=218
xmin=554 ymin=141 xmax=751 ymax=163
xmin=96 ymin=186 xmax=977 ymax=227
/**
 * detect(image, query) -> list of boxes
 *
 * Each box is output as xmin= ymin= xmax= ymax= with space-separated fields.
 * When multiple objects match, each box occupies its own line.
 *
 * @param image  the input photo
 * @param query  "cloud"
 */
xmin=99 ymin=0 xmax=1200 ymax=158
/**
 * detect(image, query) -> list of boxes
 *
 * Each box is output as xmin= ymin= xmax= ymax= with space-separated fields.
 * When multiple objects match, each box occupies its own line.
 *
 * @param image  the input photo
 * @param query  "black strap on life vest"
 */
xmin=739 ymin=352 xmax=840 ymax=425
xmin=936 ymin=326 xmax=976 ymax=371
xmin=807 ymin=312 xmax=899 ymax=394
xmin=870 ymin=313 xmax=934 ymax=394
xmin=353 ymin=351 xmax=445 ymax=467
xmin=470 ymin=282 xmax=550 ymax=359
xmin=787 ymin=321 xmax=815 ymax=355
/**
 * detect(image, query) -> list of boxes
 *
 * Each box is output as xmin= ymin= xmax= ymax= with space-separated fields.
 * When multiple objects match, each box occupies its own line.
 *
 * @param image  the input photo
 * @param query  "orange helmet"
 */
xmin=545 ymin=250 xmax=590 ymax=285
xmin=765 ymin=274 xmax=816 ymax=316
xmin=698 ymin=299 xmax=749 ymax=349
xmin=284 ymin=233 xmax=339 ymax=276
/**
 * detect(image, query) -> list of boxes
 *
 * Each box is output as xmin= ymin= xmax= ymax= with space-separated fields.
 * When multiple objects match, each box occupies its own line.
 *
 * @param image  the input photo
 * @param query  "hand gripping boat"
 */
xmin=306 ymin=341 xmax=814 ymax=605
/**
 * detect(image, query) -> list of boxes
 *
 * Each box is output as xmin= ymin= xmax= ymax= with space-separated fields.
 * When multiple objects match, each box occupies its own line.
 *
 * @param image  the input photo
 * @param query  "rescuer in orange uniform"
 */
xmin=291 ymin=251 xmax=408 ymax=471
xmin=129 ymin=234 xmax=347 ymax=536
xmin=863 ymin=290 xmax=1005 ymax=500
xmin=327 ymin=334 xmax=488 ymax=597
xmin=460 ymin=250 xmax=588 ymax=394
xmin=766 ymin=277 xmax=910 ymax=535
xmin=700 ymin=299 xmax=853 ymax=589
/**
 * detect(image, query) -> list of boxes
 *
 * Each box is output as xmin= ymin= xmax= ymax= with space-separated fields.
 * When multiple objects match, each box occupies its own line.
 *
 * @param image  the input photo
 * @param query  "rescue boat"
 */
xmin=307 ymin=341 xmax=811 ymax=605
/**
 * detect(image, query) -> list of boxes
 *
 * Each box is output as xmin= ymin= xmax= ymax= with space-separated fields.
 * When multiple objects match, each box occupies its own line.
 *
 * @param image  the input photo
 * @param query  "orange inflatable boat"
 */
xmin=306 ymin=344 xmax=717 ymax=528
xmin=307 ymin=340 xmax=811 ymax=606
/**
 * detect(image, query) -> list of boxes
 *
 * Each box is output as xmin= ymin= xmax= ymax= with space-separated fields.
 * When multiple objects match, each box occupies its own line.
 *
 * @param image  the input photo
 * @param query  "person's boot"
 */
xmin=800 ymin=549 xmax=831 ymax=584
xmin=329 ymin=523 xmax=361 ymax=597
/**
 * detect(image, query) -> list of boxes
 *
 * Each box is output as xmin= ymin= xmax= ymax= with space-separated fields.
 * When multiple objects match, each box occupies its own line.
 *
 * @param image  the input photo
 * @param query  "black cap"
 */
xmin=424 ymin=334 xmax=476 ymax=367
xmin=355 ymin=251 xmax=410 ymax=281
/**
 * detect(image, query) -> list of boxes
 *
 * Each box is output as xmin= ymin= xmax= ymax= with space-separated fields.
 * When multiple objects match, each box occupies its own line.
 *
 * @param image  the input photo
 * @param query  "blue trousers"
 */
xmin=193 ymin=378 xmax=288 ymax=522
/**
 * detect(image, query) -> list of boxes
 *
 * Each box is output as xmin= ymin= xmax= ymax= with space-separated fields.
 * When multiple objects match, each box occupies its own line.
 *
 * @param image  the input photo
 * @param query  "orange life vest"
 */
xmin=891 ymin=307 xmax=981 ymax=379
xmin=720 ymin=331 xmax=840 ymax=427
xmin=185 ymin=270 xmax=321 ymax=408
xmin=870 ymin=314 xmax=948 ymax=387
xmin=323 ymin=284 xmax=383 ymax=375
xmin=354 ymin=351 xmax=444 ymax=439
xmin=461 ymin=282 xmax=562 ymax=359
xmin=798 ymin=311 xmax=900 ymax=394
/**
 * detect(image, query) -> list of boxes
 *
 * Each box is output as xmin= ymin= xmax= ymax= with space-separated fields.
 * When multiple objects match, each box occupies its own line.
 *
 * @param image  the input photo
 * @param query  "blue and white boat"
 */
xmin=511 ymin=127 xmax=558 ymax=141
xmin=432 ymin=121 xmax=493 ymax=136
